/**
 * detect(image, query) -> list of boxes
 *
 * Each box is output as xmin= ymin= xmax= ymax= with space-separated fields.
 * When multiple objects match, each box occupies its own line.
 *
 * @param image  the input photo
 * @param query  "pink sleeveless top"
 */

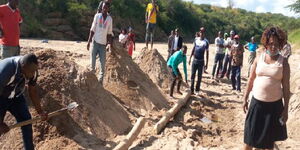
xmin=252 ymin=53 xmax=284 ymax=102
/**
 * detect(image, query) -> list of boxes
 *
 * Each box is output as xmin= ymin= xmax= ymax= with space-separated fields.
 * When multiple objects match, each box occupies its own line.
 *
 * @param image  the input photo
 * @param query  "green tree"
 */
xmin=288 ymin=0 xmax=300 ymax=14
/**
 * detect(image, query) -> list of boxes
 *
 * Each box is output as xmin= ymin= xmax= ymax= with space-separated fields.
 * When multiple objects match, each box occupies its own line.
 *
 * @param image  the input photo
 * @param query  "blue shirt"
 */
xmin=0 ymin=56 xmax=37 ymax=99
xmin=167 ymin=50 xmax=187 ymax=81
xmin=247 ymin=42 xmax=258 ymax=52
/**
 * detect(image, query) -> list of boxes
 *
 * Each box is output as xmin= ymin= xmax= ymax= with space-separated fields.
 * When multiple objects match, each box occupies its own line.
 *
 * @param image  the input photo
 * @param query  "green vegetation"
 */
xmin=288 ymin=0 xmax=300 ymax=14
xmin=289 ymin=29 xmax=300 ymax=49
xmin=0 ymin=0 xmax=299 ymax=42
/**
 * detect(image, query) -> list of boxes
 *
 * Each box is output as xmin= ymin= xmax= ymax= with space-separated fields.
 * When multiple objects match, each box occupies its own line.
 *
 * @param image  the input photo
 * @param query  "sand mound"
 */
xmin=134 ymin=48 xmax=171 ymax=91
xmin=0 ymin=49 xmax=133 ymax=149
xmin=104 ymin=42 xmax=169 ymax=113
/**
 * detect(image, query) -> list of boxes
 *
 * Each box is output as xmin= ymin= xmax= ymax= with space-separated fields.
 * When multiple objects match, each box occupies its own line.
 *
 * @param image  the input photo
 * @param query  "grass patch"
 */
xmin=289 ymin=29 xmax=300 ymax=50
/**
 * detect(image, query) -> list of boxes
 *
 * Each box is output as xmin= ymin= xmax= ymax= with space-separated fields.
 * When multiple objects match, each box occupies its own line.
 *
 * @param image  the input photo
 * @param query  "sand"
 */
xmin=0 ymin=39 xmax=298 ymax=150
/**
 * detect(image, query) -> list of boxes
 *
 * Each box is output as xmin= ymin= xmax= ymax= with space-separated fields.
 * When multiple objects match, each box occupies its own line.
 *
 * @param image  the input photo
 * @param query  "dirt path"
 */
xmin=19 ymin=39 xmax=299 ymax=149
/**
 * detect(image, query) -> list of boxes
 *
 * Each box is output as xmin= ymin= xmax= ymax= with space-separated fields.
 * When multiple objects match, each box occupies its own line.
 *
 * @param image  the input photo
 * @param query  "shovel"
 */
xmin=9 ymin=102 xmax=79 ymax=129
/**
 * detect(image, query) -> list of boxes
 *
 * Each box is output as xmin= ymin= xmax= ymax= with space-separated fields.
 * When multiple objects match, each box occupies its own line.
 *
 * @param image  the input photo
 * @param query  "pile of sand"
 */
xmin=134 ymin=48 xmax=171 ymax=92
xmin=287 ymin=72 xmax=300 ymax=142
xmin=104 ymin=42 xmax=169 ymax=113
xmin=0 ymin=49 xmax=133 ymax=149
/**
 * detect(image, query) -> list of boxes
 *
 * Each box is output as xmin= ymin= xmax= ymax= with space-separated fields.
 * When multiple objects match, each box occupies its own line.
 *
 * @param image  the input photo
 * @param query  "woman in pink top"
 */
xmin=243 ymin=27 xmax=290 ymax=150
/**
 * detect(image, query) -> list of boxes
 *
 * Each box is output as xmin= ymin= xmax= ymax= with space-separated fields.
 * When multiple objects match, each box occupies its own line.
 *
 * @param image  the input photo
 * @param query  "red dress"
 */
xmin=127 ymin=33 xmax=135 ymax=57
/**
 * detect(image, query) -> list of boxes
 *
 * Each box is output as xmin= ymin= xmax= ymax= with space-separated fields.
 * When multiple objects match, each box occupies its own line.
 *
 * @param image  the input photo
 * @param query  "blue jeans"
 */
xmin=212 ymin=53 xmax=225 ymax=77
xmin=221 ymin=54 xmax=232 ymax=78
xmin=190 ymin=59 xmax=204 ymax=93
xmin=231 ymin=66 xmax=241 ymax=90
xmin=0 ymin=95 xmax=33 ymax=150
xmin=145 ymin=23 xmax=156 ymax=43
xmin=91 ymin=41 xmax=106 ymax=83
xmin=0 ymin=45 xmax=20 ymax=59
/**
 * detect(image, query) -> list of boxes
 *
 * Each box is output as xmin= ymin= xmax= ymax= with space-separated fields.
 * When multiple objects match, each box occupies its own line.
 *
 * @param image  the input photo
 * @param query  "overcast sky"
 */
xmin=183 ymin=0 xmax=299 ymax=18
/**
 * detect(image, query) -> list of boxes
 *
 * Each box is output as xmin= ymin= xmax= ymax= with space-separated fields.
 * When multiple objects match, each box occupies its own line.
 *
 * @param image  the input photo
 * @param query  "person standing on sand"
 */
xmin=119 ymin=28 xmax=127 ymax=48
xmin=87 ymin=2 xmax=113 ymax=84
xmin=212 ymin=31 xmax=225 ymax=79
xmin=145 ymin=0 xmax=159 ymax=49
xmin=243 ymin=27 xmax=290 ymax=150
xmin=127 ymin=27 xmax=136 ymax=57
xmin=244 ymin=37 xmax=259 ymax=77
xmin=167 ymin=45 xmax=188 ymax=98
xmin=281 ymin=33 xmax=292 ymax=59
xmin=170 ymin=28 xmax=183 ymax=56
xmin=0 ymin=0 xmax=23 ymax=59
xmin=221 ymin=30 xmax=235 ymax=79
xmin=189 ymin=27 xmax=209 ymax=96
xmin=230 ymin=35 xmax=244 ymax=92
xmin=167 ymin=30 xmax=175 ymax=61
xmin=0 ymin=54 xmax=48 ymax=150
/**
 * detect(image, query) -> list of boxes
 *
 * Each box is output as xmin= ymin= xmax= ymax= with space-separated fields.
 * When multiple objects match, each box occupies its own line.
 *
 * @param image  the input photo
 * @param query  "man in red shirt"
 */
xmin=0 ymin=0 xmax=22 ymax=59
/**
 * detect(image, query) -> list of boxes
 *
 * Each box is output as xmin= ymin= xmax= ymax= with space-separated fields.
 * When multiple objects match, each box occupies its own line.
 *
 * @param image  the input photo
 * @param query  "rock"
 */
xmin=47 ymin=12 xmax=63 ymax=18
xmin=44 ymin=18 xmax=64 ymax=26
xmin=47 ymin=31 xmax=65 ymax=40
xmin=56 ymin=25 xmax=73 ymax=33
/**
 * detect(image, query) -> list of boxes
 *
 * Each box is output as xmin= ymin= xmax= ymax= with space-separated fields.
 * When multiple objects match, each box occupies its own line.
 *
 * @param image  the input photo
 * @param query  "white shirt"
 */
xmin=215 ymin=37 xmax=225 ymax=54
xmin=90 ymin=13 xmax=113 ymax=45
xmin=173 ymin=36 xmax=179 ymax=50
xmin=119 ymin=33 xmax=127 ymax=44
xmin=281 ymin=43 xmax=292 ymax=58
xmin=226 ymin=37 xmax=235 ymax=55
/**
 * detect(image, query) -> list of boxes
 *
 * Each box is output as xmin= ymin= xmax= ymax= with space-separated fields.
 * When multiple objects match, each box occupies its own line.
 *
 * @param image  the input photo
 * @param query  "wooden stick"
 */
xmin=9 ymin=108 xmax=67 ymax=129
xmin=113 ymin=117 xmax=147 ymax=150
xmin=154 ymin=90 xmax=191 ymax=134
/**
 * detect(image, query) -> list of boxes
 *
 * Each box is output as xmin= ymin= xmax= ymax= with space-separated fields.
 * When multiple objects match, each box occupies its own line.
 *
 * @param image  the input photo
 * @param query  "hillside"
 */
xmin=0 ymin=0 xmax=300 ymax=42
xmin=289 ymin=29 xmax=300 ymax=50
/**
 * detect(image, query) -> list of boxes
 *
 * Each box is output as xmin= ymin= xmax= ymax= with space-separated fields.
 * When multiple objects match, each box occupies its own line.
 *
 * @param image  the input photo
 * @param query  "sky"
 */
xmin=183 ymin=0 xmax=299 ymax=18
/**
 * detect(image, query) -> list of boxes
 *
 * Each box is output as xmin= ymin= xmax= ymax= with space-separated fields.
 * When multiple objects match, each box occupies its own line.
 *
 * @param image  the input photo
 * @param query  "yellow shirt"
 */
xmin=146 ymin=3 xmax=159 ymax=24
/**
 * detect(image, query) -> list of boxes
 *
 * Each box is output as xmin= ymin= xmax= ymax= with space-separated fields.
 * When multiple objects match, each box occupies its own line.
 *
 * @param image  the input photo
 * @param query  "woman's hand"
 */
xmin=243 ymin=101 xmax=249 ymax=114
xmin=243 ymin=96 xmax=249 ymax=114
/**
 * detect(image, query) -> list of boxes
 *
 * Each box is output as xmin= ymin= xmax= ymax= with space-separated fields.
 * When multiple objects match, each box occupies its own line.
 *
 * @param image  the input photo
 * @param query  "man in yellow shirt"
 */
xmin=145 ymin=0 xmax=159 ymax=49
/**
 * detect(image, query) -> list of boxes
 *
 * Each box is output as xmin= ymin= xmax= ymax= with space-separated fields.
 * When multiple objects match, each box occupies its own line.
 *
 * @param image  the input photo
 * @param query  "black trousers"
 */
xmin=168 ymin=66 xmax=182 ymax=96
xmin=190 ymin=59 xmax=204 ymax=93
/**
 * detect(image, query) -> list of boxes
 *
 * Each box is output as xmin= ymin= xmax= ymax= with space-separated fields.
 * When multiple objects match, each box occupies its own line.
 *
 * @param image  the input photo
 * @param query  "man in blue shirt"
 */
xmin=0 ymin=54 xmax=48 ymax=150
xmin=244 ymin=36 xmax=258 ymax=77
xmin=189 ymin=27 xmax=209 ymax=95
xmin=167 ymin=45 xmax=188 ymax=97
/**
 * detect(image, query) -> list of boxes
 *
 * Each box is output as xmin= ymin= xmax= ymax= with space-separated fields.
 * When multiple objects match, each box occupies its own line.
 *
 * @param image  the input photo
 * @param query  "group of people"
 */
xmin=118 ymin=27 xmax=136 ymax=57
xmin=0 ymin=0 xmax=293 ymax=150
xmin=166 ymin=26 xmax=292 ymax=150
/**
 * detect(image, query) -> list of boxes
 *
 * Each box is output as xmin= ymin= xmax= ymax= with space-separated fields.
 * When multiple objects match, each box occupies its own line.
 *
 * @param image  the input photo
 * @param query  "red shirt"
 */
xmin=128 ymin=33 xmax=135 ymax=42
xmin=0 ymin=4 xmax=22 ymax=46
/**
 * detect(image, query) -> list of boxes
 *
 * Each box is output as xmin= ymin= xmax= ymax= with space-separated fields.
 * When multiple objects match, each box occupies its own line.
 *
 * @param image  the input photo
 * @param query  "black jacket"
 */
xmin=171 ymin=36 xmax=183 ymax=51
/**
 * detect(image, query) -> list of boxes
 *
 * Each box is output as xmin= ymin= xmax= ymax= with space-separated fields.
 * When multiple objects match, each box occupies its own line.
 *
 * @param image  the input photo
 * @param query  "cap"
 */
xmin=234 ymin=35 xmax=240 ymax=39
xmin=224 ymin=33 xmax=229 ymax=37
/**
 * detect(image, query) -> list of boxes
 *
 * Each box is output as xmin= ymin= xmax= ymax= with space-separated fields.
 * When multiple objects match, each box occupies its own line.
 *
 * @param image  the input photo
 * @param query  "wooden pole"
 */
xmin=113 ymin=117 xmax=147 ymax=150
xmin=154 ymin=90 xmax=191 ymax=134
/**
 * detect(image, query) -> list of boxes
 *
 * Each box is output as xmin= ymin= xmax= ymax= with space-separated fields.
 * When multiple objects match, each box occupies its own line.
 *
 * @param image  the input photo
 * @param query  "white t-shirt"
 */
xmin=119 ymin=33 xmax=127 ymax=44
xmin=215 ymin=37 xmax=225 ymax=54
xmin=173 ymin=36 xmax=179 ymax=50
xmin=225 ymin=37 xmax=235 ymax=55
xmin=90 ymin=13 xmax=113 ymax=45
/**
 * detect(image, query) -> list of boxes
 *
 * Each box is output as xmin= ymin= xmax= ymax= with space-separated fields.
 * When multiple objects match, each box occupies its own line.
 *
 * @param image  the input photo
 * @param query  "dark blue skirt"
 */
xmin=244 ymin=97 xmax=287 ymax=149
